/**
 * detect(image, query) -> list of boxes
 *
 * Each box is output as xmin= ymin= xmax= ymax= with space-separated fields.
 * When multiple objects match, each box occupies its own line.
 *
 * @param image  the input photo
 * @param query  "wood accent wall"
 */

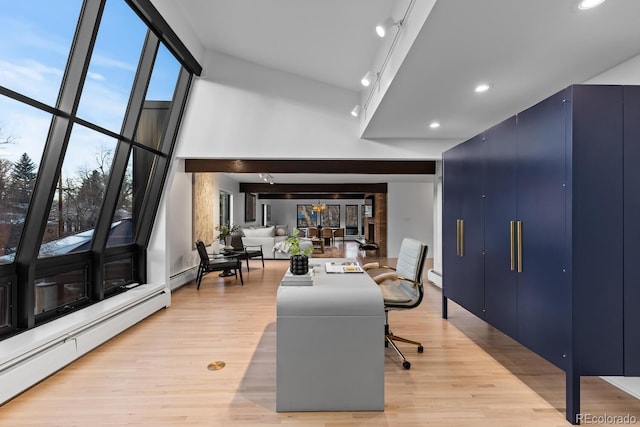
xmin=192 ymin=173 xmax=214 ymax=246
xmin=364 ymin=192 xmax=388 ymax=257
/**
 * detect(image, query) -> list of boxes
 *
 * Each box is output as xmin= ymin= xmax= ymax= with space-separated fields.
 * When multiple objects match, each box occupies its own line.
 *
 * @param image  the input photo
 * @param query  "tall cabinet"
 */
xmin=442 ymin=85 xmax=637 ymax=424
xmin=442 ymin=135 xmax=485 ymax=319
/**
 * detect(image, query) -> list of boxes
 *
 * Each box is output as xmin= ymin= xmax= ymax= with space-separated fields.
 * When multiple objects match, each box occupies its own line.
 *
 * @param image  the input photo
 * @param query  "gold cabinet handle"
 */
xmin=456 ymin=219 xmax=461 ymax=256
xmin=460 ymin=219 xmax=464 ymax=257
xmin=510 ymin=220 xmax=515 ymax=271
xmin=517 ymin=221 xmax=523 ymax=273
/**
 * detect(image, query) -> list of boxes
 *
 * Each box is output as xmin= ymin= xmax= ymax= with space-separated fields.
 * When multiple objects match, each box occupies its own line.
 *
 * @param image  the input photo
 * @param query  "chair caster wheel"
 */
xmin=417 ymin=345 xmax=424 ymax=353
xmin=402 ymin=361 xmax=411 ymax=369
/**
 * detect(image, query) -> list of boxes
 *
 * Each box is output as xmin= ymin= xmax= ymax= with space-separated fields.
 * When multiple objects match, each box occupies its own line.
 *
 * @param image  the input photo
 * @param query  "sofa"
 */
xmin=240 ymin=225 xmax=290 ymax=260
xmin=240 ymin=225 xmax=313 ymax=259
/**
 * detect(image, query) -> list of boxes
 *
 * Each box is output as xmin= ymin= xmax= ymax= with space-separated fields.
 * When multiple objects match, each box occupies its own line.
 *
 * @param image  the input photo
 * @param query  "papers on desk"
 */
xmin=281 ymin=269 xmax=314 ymax=286
xmin=325 ymin=262 xmax=364 ymax=274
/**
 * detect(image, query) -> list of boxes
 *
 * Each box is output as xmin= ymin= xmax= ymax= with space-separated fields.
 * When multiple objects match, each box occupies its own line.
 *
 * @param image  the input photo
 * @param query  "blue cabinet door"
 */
xmin=515 ymin=90 xmax=570 ymax=369
xmin=443 ymin=135 xmax=485 ymax=318
xmin=571 ymin=85 xmax=624 ymax=375
xmin=624 ymin=86 xmax=640 ymax=375
xmin=484 ymin=116 xmax=518 ymax=338
xmin=442 ymin=144 xmax=464 ymax=308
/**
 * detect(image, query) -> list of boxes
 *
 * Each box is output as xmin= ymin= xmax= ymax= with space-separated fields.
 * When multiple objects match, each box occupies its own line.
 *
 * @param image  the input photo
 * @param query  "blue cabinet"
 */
xmin=443 ymin=85 xmax=634 ymax=424
xmin=624 ymin=86 xmax=640 ymax=376
xmin=483 ymin=116 xmax=518 ymax=339
xmin=442 ymin=135 xmax=485 ymax=319
xmin=515 ymin=90 xmax=571 ymax=370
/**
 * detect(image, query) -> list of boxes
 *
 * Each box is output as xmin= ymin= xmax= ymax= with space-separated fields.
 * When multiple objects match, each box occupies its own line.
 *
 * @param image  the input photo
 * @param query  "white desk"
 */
xmin=276 ymin=258 xmax=385 ymax=412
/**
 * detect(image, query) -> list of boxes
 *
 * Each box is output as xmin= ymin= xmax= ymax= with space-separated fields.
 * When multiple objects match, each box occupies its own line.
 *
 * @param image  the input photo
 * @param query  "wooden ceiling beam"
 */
xmin=185 ymin=159 xmax=435 ymax=174
xmin=257 ymin=193 xmax=366 ymax=200
xmin=240 ymin=183 xmax=387 ymax=194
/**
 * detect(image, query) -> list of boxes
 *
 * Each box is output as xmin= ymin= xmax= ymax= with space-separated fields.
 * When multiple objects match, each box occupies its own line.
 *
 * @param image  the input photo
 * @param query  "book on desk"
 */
xmin=280 ymin=269 xmax=314 ymax=286
xmin=324 ymin=262 xmax=364 ymax=274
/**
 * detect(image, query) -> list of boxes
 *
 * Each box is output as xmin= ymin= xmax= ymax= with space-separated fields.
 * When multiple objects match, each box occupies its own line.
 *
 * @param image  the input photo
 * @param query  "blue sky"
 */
xmin=0 ymin=0 xmax=181 ymax=178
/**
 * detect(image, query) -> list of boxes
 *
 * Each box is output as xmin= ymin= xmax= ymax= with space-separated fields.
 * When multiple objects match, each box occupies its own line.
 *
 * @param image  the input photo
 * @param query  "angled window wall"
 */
xmin=0 ymin=0 xmax=199 ymax=337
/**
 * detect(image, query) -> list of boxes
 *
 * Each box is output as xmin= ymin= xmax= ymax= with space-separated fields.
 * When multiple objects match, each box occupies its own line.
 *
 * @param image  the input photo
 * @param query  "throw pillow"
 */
xmin=242 ymin=226 xmax=274 ymax=237
xmin=275 ymin=225 xmax=289 ymax=236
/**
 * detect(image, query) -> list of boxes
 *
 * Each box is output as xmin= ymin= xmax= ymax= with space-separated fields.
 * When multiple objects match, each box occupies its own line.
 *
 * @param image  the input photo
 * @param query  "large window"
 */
xmin=0 ymin=95 xmax=51 ymax=263
xmin=220 ymin=190 xmax=232 ymax=228
xmin=0 ymin=0 xmax=198 ymax=337
xmin=39 ymin=125 xmax=117 ymax=258
xmin=320 ymin=205 xmax=340 ymax=228
xmin=0 ymin=1 xmax=83 ymax=106
xmin=34 ymin=267 xmax=86 ymax=317
xmin=297 ymin=205 xmax=317 ymax=228
xmin=345 ymin=205 xmax=359 ymax=235
xmin=76 ymin=0 xmax=147 ymax=133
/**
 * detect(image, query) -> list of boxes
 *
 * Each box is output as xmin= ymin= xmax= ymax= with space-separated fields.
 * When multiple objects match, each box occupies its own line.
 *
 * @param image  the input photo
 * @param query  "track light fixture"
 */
xmin=361 ymin=71 xmax=376 ymax=87
xmin=259 ymin=173 xmax=274 ymax=185
xmin=376 ymin=17 xmax=403 ymax=38
xmin=351 ymin=1 xmax=415 ymax=117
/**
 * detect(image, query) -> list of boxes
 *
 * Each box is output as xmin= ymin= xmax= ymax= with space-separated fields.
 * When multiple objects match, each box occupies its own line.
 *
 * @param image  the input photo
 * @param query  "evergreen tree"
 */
xmin=9 ymin=152 xmax=37 ymax=212
xmin=4 ymin=153 xmax=37 ymax=253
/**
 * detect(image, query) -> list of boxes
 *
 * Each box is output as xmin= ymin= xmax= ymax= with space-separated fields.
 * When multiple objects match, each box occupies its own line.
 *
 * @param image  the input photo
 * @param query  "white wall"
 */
xmin=175 ymin=51 xmax=453 ymax=160
xmin=167 ymin=160 xmax=198 ymax=277
xmin=387 ymin=181 xmax=434 ymax=258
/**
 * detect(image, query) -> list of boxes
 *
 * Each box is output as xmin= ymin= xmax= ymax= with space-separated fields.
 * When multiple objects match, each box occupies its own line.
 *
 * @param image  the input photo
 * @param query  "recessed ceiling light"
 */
xmin=475 ymin=83 xmax=491 ymax=93
xmin=430 ymin=122 xmax=440 ymax=129
xmin=578 ymin=0 xmax=606 ymax=10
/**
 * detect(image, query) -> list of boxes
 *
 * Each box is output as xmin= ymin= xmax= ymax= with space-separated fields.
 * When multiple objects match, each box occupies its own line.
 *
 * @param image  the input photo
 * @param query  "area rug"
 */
xmin=311 ymin=246 xmax=344 ymax=258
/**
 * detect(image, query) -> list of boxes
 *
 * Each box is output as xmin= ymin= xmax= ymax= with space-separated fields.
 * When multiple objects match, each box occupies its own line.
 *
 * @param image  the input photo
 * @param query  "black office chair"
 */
xmin=230 ymin=233 xmax=264 ymax=271
xmin=195 ymin=240 xmax=243 ymax=288
xmin=363 ymin=238 xmax=428 ymax=369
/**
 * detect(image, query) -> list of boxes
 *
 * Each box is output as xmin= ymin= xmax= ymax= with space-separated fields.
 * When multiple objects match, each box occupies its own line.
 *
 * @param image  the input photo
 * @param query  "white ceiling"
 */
xmin=159 ymin=0 xmax=640 ymax=183
xmin=173 ymin=0 xmax=397 ymax=92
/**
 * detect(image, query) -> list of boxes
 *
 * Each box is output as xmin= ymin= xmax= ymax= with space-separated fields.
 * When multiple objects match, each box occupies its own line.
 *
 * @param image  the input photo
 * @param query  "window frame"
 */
xmin=0 ymin=0 xmax=198 ymax=338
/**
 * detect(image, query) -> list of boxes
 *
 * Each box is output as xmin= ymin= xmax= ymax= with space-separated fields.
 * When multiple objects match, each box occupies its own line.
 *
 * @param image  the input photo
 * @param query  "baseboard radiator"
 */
xmin=170 ymin=266 xmax=198 ymax=291
xmin=0 ymin=282 xmax=170 ymax=404
xmin=427 ymin=268 xmax=442 ymax=288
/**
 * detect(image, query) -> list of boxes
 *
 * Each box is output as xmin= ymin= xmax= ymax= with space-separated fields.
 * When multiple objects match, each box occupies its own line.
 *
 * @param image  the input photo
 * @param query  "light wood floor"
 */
xmin=1 ymin=242 xmax=639 ymax=426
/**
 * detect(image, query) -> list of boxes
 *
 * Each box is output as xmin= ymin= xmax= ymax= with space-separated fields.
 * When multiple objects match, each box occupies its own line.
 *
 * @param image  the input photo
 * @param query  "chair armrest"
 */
xmin=373 ymin=271 xmax=399 ymax=284
xmin=362 ymin=262 xmax=379 ymax=270
xmin=363 ymin=262 xmax=396 ymax=271
xmin=373 ymin=271 xmax=421 ymax=287
xmin=244 ymin=244 xmax=263 ymax=250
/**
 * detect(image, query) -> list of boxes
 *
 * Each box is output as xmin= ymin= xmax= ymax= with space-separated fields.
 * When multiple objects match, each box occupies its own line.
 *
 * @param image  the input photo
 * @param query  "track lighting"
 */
xmin=351 ymin=105 xmax=362 ymax=117
xmin=376 ymin=17 xmax=402 ymax=38
xmin=258 ymin=173 xmax=274 ymax=184
xmin=361 ymin=71 xmax=375 ymax=87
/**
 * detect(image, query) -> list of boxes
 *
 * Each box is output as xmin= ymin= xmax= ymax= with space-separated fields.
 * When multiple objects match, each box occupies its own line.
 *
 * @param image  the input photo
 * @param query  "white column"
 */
xmin=427 ymin=160 xmax=443 ymax=287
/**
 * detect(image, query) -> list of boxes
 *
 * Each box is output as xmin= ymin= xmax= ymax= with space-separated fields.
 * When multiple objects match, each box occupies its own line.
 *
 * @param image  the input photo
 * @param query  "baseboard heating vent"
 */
xmin=0 ymin=283 xmax=169 ymax=404
xmin=427 ymin=268 xmax=442 ymax=288
xmin=170 ymin=266 xmax=198 ymax=291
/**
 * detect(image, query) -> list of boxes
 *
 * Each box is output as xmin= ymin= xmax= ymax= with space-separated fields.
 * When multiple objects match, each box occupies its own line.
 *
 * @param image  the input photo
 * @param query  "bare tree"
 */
xmin=0 ymin=125 xmax=16 ymax=146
